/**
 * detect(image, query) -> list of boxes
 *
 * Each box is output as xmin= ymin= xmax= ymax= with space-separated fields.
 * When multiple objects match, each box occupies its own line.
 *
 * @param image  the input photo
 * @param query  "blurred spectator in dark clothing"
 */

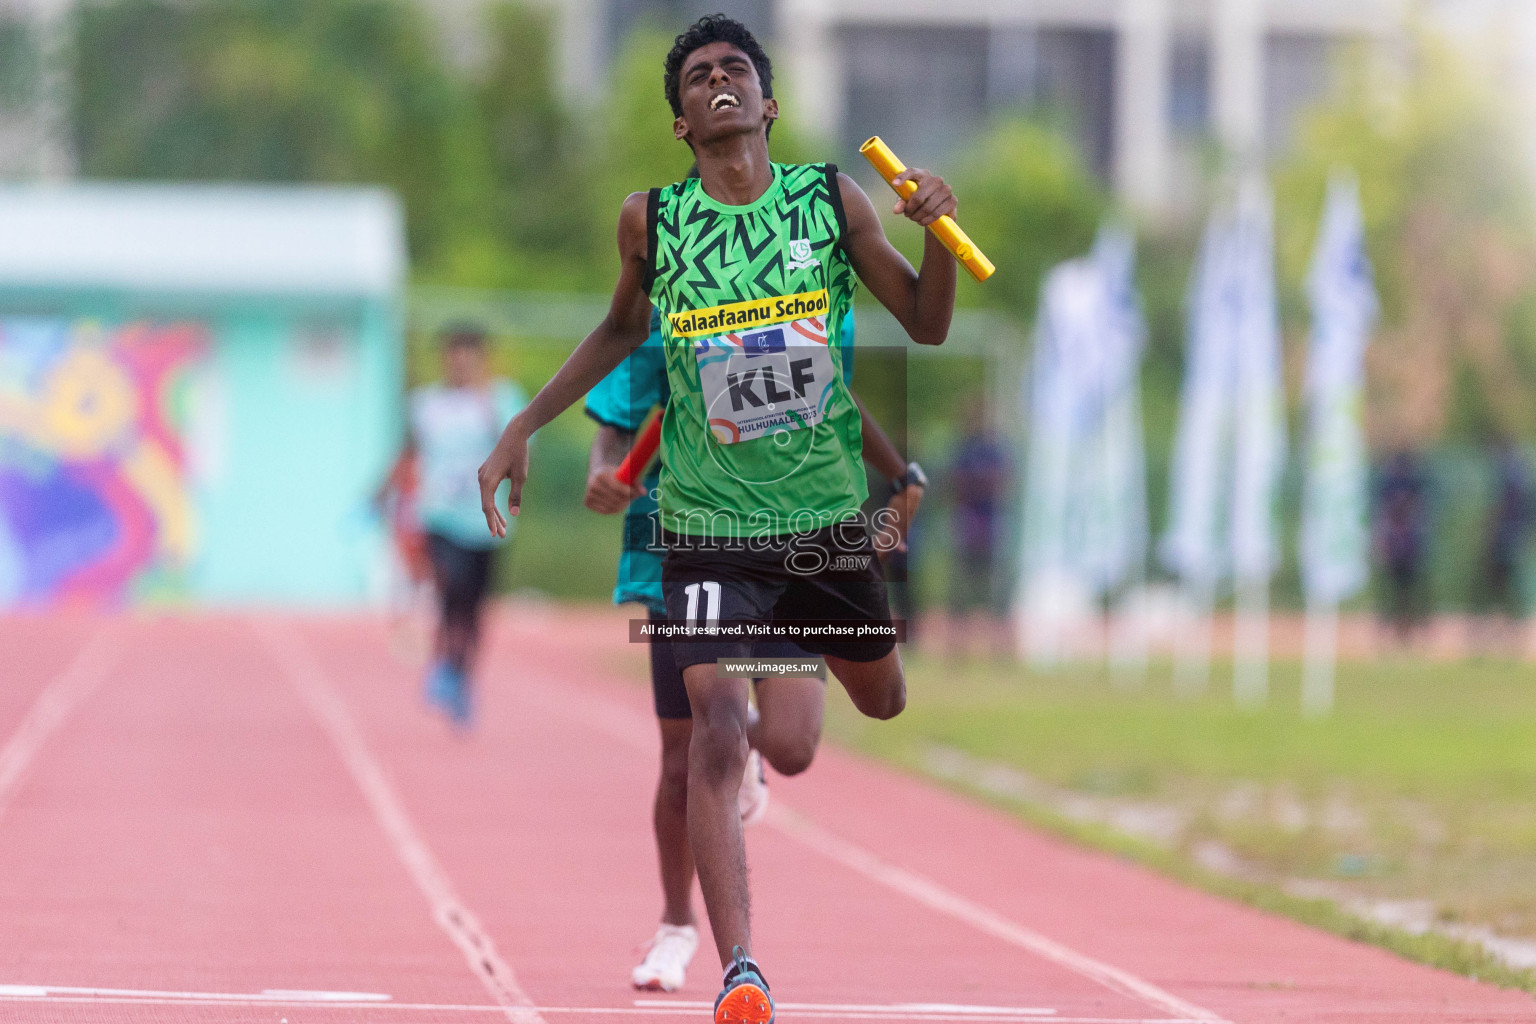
xmin=1374 ymin=450 xmax=1430 ymax=646
xmin=948 ymin=403 xmax=1012 ymax=655
xmin=1473 ymin=440 xmax=1532 ymax=653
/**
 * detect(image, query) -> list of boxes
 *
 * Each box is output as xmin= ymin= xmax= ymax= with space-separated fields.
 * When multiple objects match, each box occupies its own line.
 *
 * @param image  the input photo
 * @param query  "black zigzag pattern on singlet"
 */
xmin=662 ymin=202 xmax=719 ymax=289
xmin=732 ymin=217 xmax=775 ymax=263
xmin=683 ymin=201 xmax=719 ymax=232
xmin=751 ymin=250 xmax=785 ymax=297
xmin=784 ymin=164 xmax=843 ymax=263
xmin=780 ymin=164 xmax=827 ymax=204
xmin=662 ymin=225 xmax=699 ymax=288
xmin=651 ymin=200 xmax=683 ymax=291
xmin=678 ymin=225 xmax=729 ymax=296
xmin=786 ymin=203 xmax=804 ymax=244
xmin=661 ymin=233 xmax=688 ymax=287
xmin=665 ymin=236 xmax=705 ymax=289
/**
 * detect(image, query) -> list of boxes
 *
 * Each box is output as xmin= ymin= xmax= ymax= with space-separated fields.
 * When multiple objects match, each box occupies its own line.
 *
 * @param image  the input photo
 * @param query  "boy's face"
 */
xmin=674 ymin=41 xmax=777 ymax=147
xmin=443 ymin=341 xmax=486 ymax=387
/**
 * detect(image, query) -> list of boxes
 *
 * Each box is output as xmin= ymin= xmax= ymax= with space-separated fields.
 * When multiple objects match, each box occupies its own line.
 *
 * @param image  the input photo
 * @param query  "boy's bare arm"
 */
xmin=854 ymin=393 xmax=905 ymax=480
xmin=837 ymin=170 xmax=958 ymax=347
xmin=855 ymin=393 xmax=923 ymax=556
xmin=585 ymin=423 xmax=645 ymax=514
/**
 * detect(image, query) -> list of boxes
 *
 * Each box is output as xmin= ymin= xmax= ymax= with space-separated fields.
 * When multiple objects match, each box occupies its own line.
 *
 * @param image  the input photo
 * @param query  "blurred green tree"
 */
xmin=73 ymin=0 xmax=492 ymax=270
xmin=947 ymin=117 xmax=1107 ymax=320
xmin=446 ymin=2 xmax=593 ymax=290
xmin=1275 ymin=36 xmax=1536 ymax=446
xmin=579 ymin=28 xmax=692 ymax=288
xmin=0 ymin=16 xmax=37 ymax=110
xmin=70 ymin=4 xmax=888 ymax=293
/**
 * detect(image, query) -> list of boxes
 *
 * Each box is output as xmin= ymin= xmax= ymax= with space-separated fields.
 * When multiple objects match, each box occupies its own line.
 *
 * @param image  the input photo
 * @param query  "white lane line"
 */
xmin=0 ymin=624 xmax=116 ymax=827
xmin=526 ymin=682 xmax=1227 ymax=1024
xmin=712 ymin=1018 xmax=1193 ymax=1024
xmin=768 ymin=806 xmax=1227 ymax=1024
xmin=0 ymin=993 xmax=1213 ymax=1022
xmin=0 ymin=983 xmax=388 ymax=1001
xmin=256 ymin=620 xmax=544 ymax=1024
xmin=637 ymin=999 xmax=1055 ymax=1015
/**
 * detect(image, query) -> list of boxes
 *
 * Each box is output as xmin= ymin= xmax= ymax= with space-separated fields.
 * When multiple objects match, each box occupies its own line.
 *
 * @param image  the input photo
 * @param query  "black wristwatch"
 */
xmin=891 ymin=461 xmax=927 ymax=493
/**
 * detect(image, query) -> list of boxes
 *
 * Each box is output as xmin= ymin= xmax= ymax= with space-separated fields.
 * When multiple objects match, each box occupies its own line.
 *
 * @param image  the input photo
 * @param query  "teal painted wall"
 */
xmin=190 ymin=301 xmax=401 ymax=605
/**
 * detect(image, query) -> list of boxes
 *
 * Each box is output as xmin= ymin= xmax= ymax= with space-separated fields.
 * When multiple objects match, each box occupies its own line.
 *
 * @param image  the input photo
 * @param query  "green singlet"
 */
xmin=645 ymin=162 xmax=863 ymax=539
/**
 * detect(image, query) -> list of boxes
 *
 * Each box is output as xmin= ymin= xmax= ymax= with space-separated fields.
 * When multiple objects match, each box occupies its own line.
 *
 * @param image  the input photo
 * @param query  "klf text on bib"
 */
xmin=670 ymin=290 xmax=839 ymax=446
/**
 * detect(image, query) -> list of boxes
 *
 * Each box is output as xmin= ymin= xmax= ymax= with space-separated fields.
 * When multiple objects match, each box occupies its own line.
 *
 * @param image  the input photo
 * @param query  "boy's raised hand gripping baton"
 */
xmin=615 ymin=408 xmax=663 ymax=487
xmin=860 ymin=136 xmax=995 ymax=283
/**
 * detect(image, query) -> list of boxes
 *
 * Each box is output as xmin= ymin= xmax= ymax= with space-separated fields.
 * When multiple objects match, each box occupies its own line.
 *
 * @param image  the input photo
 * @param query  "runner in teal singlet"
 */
xmin=478 ymin=16 xmax=958 ymax=1021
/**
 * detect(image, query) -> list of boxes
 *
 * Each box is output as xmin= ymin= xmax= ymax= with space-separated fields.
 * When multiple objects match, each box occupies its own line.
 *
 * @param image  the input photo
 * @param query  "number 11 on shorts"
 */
xmin=684 ymin=581 xmax=721 ymax=628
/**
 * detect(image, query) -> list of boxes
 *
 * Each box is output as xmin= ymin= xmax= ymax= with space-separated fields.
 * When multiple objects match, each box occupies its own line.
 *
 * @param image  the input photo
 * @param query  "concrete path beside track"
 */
xmin=0 ymin=607 xmax=1530 ymax=1023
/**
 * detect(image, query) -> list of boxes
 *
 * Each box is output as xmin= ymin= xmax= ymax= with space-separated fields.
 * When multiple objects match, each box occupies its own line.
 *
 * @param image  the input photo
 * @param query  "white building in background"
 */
xmin=3 ymin=0 xmax=1536 ymax=214
xmin=527 ymin=0 xmax=1536 ymax=215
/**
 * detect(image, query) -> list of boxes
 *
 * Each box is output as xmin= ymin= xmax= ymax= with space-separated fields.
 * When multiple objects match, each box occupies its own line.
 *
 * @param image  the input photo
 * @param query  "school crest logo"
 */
xmin=785 ymin=237 xmax=820 ymax=271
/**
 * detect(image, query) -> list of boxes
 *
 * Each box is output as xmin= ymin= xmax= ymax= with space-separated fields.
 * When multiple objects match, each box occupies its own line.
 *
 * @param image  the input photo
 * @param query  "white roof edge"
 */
xmin=0 ymin=182 xmax=407 ymax=299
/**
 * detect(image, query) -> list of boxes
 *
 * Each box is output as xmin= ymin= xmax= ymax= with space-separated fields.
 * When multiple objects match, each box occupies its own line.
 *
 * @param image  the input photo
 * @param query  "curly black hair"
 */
xmin=663 ymin=14 xmax=773 ymax=121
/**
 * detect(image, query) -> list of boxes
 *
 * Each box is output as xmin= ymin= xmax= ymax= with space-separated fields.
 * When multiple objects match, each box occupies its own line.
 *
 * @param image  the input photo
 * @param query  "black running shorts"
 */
xmin=425 ymin=532 xmax=495 ymax=627
xmin=646 ymin=611 xmax=811 ymax=720
xmin=660 ymin=521 xmax=896 ymax=671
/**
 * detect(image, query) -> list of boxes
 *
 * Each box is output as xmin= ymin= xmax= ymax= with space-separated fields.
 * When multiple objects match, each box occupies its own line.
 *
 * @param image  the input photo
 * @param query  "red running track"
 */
xmin=0 ymin=606 xmax=1531 ymax=1024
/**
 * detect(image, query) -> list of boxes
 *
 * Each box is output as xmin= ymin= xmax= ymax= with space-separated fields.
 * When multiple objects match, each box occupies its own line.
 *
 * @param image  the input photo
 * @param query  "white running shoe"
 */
xmin=737 ymin=749 xmax=770 ymax=827
xmin=632 ymin=923 xmax=699 ymax=991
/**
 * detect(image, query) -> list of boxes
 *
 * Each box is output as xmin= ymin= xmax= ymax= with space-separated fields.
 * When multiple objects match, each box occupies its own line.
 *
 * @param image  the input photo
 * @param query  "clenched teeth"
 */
xmin=710 ymin=92 xmax=740 ymax=111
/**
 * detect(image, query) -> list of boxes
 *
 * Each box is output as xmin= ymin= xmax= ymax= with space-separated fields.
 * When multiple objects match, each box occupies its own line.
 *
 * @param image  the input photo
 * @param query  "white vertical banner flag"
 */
xmin=1300 ymin=174 xmax=1376 ymax=714
xmin=1021 ymin=263 xmax=1079 ymax=586
xmin=1162 ymin=180 xmax=1285 ymax=700
xmin=1162 ymin=210 xmax=1235 ymax=694
xmin=1229 ymin=178 xmax=1287 ymax=707
xmin=1021 ymin=255 xmax=1101 ymax=663
xmin=1080 ymin=225 xmax=1149 ymax=598
xmin=1020 ymin=224 xmax=1148 ymax=664
xmin=1085 ymin=227 xmax=1151 ymax=677
xmin=1162 ymin=213 xmax=1235 ymax=592
xmin=1229 ymin=180 xmax=1286 ymax=587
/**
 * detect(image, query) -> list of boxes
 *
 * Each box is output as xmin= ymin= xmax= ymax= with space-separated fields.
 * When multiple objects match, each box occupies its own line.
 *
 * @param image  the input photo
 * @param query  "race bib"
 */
xmin=694 ymin=319 xmax=838 ymax=445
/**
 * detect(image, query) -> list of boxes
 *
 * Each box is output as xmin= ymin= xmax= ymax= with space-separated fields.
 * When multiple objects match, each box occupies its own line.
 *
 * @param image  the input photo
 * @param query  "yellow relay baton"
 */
xmin=860 ymin=136 xmax=995 ymax=283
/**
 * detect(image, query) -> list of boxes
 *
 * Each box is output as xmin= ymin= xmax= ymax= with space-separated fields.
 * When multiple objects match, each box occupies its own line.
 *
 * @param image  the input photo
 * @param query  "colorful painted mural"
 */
xmin=0 ymin=319 xmax=207 ymax=606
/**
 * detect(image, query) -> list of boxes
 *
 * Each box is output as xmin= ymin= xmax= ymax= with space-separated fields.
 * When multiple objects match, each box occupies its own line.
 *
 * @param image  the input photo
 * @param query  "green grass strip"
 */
xmin=896 ymin=753 xmax=1536 ymax=994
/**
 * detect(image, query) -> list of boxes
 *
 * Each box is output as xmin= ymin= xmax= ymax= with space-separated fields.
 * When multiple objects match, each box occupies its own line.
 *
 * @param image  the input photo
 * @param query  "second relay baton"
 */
xmin=615 ymin=409 xmax=663 ymax=487
xmin=860 ymin=136 xmax=995 ymax=283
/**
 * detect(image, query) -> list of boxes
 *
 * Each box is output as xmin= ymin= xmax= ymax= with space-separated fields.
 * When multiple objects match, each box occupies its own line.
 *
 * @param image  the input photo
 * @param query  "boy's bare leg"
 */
xmin=826 ymin=647 xmax=906 ymax=721
xmin=749 ymin=676 xmax=824 ymax=777
xmin=681 ymin=664 xmax=753 ymax=965
xmin=654 ymin=718 xmax=697 ymax=926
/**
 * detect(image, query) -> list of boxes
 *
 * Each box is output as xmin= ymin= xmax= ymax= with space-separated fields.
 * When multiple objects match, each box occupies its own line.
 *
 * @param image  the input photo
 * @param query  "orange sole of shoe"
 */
xmin=715 ymin=982 xmax=774 ymax=1024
